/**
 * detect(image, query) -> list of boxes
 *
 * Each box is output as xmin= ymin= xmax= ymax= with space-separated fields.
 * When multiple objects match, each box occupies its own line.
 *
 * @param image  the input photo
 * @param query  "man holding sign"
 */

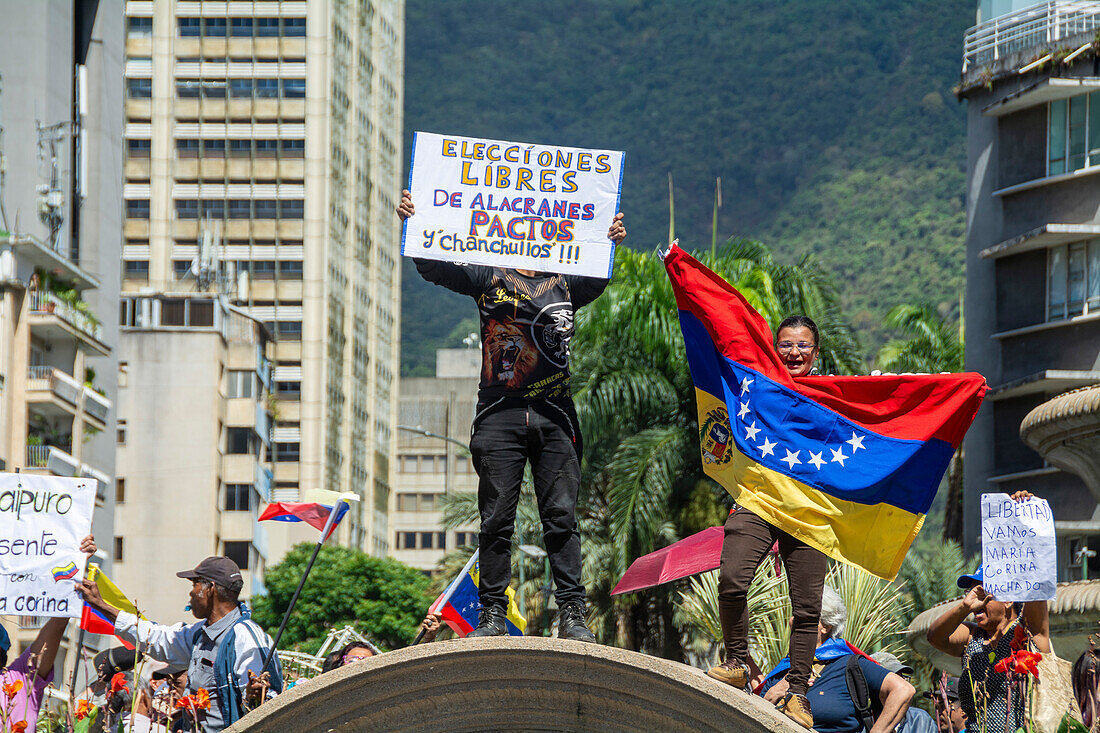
xmin=397 ymin=137 xmax=626 ymax=640
xmin=926 ymin=491 xmax=1052 ymax=733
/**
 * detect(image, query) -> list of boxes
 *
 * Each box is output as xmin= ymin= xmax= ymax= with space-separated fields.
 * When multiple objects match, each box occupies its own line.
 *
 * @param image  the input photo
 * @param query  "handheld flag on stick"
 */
xmin=261 ymin=492 xmax=358 ymax=671
xmin=427 ymin=549 xmax=526 ymax=637
xmin=79 ymin=565 xmax=142 ymax=649
xmin=259 ymin=488 xmax=352 ymax=540
xmin=664 ymin=245 xmax=987 ymax=579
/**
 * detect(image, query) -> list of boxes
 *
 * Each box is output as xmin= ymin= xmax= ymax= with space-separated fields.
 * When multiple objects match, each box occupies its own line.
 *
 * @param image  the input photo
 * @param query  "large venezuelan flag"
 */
xmin=428 ymin=549 xmax=526 ymax=637
xmin=665 ymin=245 xmax=987 ymax=579
xmin=80 ymin=565 xmax=142 ymax=649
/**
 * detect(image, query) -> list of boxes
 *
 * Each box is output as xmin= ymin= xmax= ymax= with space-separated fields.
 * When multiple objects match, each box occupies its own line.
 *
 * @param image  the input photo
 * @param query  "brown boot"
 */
xmin=706 ymin=659 xmax=751 ymax=688
xmin=775 ymin=692 xmax=813 ymax=729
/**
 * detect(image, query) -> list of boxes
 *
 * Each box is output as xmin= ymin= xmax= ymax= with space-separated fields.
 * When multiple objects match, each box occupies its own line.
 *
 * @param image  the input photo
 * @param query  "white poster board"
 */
xmin=401 ymin=131 xmax=625 ymax=278
xmin=980 ymin=492 xmax=1057 ymax=602
xmin=0 ymin=473 xmax=95 ymax=617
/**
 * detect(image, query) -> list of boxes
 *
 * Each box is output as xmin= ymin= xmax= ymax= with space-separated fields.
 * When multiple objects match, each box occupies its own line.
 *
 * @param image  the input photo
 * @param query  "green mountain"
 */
xmin=401 ymin=0 xmax=972 ymax=375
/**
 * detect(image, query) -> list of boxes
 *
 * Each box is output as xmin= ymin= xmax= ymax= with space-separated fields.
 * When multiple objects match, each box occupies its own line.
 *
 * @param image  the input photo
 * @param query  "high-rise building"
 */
xmin=960 ymin=1 xmax=1100 ymax=576
xmin=118 ymin=0 xmax=405 ymax=573
xmin=0 ymin=0 xmax=123 ymax=665
xmin=393 ymin=348 xmax=481 ymax=572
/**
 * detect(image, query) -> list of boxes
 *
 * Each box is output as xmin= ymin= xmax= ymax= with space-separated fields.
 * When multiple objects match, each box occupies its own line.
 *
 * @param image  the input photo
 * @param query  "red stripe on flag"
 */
xmin=439 ymin=604 xmax=474 ymax=637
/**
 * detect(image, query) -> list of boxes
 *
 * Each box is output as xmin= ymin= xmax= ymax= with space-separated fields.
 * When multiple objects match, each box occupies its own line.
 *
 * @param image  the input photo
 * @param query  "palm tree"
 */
xmin=571 ymin=241 xmax=863 ymax=658
xmin=876 ymin=304 xmax=966 ymax=542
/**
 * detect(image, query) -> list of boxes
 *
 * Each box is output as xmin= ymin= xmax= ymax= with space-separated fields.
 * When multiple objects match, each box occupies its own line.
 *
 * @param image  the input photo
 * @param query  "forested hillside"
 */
xmin=400 ymin=0 xmax=973 ymax=374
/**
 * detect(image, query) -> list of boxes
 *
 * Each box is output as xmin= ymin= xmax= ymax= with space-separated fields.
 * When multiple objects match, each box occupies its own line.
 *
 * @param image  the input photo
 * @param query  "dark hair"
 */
xmin=213 ymin=583 xmax=240 ymax=604
xmin=776 ymin=315 xmax=820 ymax=347
xmin=0 ymin=648 xmax=7 ymax=670
xmin=321 ymin=642 xmax=374 ymax=674
xmin=1075 ymin=649 xmax=1100 ymax=726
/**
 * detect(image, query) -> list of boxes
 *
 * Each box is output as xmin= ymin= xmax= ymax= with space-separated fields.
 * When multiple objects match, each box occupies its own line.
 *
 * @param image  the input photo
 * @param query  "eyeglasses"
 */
xmin=776 ymin=341 xmax=816 ymax=354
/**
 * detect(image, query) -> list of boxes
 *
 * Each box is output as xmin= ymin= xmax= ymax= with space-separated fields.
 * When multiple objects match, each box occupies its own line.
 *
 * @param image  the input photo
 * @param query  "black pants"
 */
xmin=469 ymin=396 xmax=585 ymax=609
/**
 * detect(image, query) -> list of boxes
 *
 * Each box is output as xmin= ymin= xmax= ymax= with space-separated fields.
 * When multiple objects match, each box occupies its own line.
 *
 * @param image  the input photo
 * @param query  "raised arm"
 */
xmin=397 ymin=189 xmax=487 ymax=297
xmin=926 ymin=586 xmax=984 ymax=657
xmin=565 ymin=213 xmax=627 ymax=308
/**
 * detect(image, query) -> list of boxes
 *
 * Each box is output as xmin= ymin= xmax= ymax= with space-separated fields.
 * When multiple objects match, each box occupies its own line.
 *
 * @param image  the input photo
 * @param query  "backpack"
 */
xmin=844 ymin=655 xmax=882 ymax=732
xmin=194 ymin=604 xmax=285 ymax=726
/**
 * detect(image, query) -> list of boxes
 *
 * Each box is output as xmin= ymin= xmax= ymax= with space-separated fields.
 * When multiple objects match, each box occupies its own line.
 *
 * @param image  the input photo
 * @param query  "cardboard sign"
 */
xmin=401 ymin=131 xmax=625 ymax=277
xmin=980 ymin=492 xmax=1057 ymax=602
xmin=0 ymin=473 xmax=95 ymax=617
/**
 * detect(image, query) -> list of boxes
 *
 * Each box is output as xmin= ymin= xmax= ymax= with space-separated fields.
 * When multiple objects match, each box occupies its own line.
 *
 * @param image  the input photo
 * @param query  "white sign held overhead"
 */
xmin=0 ymin=473 xmax=95 ymax=617
xmin=401 ymin=132 xmax=625 ymax=278
xmin=980 ymin=492 xmax=1057 ymax=602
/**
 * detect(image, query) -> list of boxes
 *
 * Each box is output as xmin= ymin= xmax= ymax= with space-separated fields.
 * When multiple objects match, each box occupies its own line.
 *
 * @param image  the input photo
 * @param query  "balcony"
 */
xmin=964 ymin=1 xmax=1100 ymax=72
xmin=25 ymin=445 xmax=80 ymax=477
xmin=26 ymin=366 xmax=82 ymax=415
xmin=83 ymin=388 xmax=111 ymax=427
xmin=28 ymin=291 xmax=109 ymax=355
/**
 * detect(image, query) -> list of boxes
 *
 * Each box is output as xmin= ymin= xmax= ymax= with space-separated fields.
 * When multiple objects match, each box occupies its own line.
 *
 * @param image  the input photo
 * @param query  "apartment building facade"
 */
xmin=0 ymin=0 xmax=123 ymax=664
xmin=120 ymin=0 xmax=405 ymax=565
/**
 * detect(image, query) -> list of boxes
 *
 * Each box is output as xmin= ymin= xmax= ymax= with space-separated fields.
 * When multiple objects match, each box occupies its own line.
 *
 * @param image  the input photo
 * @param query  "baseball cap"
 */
xmin=923 ymin=676 xmax=960 ymax=702
xmin=957 ymin=564 xmax=983 ymax=589
xmin=94 ymin=646 xmax=137 ymax=681
xmin=870 ymin=651 xmax=914 ymax=677
xmin=177 ymin=556 xmax=244 ymax=592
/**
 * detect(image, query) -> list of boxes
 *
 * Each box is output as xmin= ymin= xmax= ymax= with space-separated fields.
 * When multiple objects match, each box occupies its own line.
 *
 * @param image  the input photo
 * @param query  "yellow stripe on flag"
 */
xmin=470 ymin=562 xmax=527 ymax=632
xmin=87 ymin=565 xmax=143 ymax=617
xmin=695 ymin=389 xmax=924 ymax=580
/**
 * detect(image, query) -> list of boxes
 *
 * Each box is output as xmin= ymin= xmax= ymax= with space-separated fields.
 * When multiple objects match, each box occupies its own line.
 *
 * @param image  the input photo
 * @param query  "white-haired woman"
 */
xmin=761 ymin=587 xmax=916 ymax=733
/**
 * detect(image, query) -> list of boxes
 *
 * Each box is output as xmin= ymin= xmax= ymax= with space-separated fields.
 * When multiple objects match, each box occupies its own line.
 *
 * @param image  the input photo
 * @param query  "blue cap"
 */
xmin=0 ymin=624 xmax=9 ymax=652
xmin=957 ymin=565 xmax=983 ymax=589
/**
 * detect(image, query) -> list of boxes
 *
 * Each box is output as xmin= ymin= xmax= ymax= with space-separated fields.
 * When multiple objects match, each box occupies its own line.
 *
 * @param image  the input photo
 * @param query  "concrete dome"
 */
xmin=1020 ymin=384 xmax=1100 ymax=499
xmin=225 ymin=636 xmax=801 ymax=732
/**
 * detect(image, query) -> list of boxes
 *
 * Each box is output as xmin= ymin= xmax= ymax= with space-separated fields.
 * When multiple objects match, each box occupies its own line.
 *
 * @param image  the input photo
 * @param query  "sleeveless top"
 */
xmin=959 ymin=617 xmax=1028 ymax=733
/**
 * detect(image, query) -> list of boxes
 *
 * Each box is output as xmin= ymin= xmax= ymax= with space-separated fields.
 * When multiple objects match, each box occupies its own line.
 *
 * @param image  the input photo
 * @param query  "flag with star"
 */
xmin=665 ymin=244 xmax=987 ymax=579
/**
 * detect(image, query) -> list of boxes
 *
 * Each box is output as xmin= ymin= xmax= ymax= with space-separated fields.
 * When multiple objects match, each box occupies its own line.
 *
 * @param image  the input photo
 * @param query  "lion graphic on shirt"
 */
xmin=483 ymin=320 xmax=537 ymax=387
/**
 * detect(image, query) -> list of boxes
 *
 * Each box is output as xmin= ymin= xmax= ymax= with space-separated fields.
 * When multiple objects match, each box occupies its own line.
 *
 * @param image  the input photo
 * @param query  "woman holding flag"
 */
xmin=705 ymin=316 xmax=827 ymax=730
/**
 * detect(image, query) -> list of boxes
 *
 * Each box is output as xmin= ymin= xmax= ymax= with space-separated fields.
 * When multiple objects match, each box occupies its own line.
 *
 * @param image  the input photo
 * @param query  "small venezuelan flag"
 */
xmin=665 ymin=245 xmax=987 ymax=580
xmin=81 ymin=565 xmax=142 ymax=649
xmin=52 ymin=562 xmax=79 ymax=582
xmin=429 ymin=549 xmax=526 ymax=637
xmin=258 ymin=489 xmax=351 ymax=540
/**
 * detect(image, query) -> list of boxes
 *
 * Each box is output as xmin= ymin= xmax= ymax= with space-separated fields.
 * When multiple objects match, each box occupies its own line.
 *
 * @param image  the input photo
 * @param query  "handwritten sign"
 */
xmin=0 ymin=473 xmax=94 ymax=617
xmin=981 ymin=493 xmax=1057 ymax=602
xmin=401 ymin=131 xmax=625 ymax=278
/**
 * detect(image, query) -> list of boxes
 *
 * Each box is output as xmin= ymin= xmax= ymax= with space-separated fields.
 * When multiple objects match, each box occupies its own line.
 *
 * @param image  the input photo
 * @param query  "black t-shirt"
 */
xmin=413 ymin=259 xmax=608 ymax=400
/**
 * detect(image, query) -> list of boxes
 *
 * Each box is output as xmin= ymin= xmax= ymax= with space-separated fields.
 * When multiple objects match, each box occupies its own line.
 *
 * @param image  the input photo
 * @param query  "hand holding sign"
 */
xmin=400 ymin=132 xmax=626 ymax=277
xmin=981 ymin=491 xmax=1057 ymax=602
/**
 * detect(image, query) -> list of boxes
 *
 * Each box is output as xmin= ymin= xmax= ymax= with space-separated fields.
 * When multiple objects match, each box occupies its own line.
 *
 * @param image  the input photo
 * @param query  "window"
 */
xmin=280 ymin=200 xmax=304 ymax=219
xmin=1048 ymin=240 xmax=1100 ymax=320
xmin=176 ymin=139 xmax=200 ymax=157
xmin=229 ymin=139 xmax=251 ymax=156
xmin=178 ymin=17 xmax=202 ymax=36
xmin=223 ymin=541 xmax=250 ymax=570
xmin=1048 ymin=93 xmax=1100 ymax=175
xmin=201 ymin=200 xmax=225 ymax=219
xmin=275 ymin=381 xmax=301 ymax=398
xmin=275 ymin=441 xmax=300 ymax=462
xmin=229 ymin=79 xmax=252 ymax=99
xmin=116 ymin=478 xmax=126 ymax=504
xmin=282 ymin=18 xmax=306 ymax=37
xmin=126 ymin=200 xmax=150 ymax=219
xmin=202 ymin=80 xmax=227 ymax=99
xmin=420 ymin=456 xmax=434 ymax=473
xmin=230 ymin=18 xmax=253 ymax=37
xmin=227 ymin=427 xmax=254 ymax=455
xmin=227 ymin=370 xmax=254 ymax=399
xmin=455 ymin=532 xmax=478 ymax=548
xmin=420 ymin=493 xmax=437 ymax=511
xmin=253 ymin=200 xmax=278 ymax=219
xmin=161 ymin=299 xmax=185 ymax=326
xmin=276 ymin=321 xmax=302 ymax=341
xmin=251 ymin=260 xmax=277 ymax=279
xmin=224 ymin=483 xmax=252 ymax=511
xmin=127 ymin=78 xmax=152 ymax=98
xmin=256 ymin=18 xmax=280 ymax=37
xmin=278 ymin=260 xmax=303 ymax=279
xmin=117 ymin=419 xmax=126 ymax=444
xmin=400 ymin=455 xmax=418 ymax=473
xmin=114 ymin=537 xmax=124 ymax=562
xmin=202 ymin=140 xmax=226 ymax=158
xmin=398 ymin=532 xmax=416 ymax=550
xmin=127 ymin=139 xmax=151 ymax=158
xmin=204 ymin=18 xmax=227 ymax=37
xmin=281 ymin=139 xmax=305 ymax=157
xmin=176 ymin=200 xmax=199 ymax=219
xmin=123 ymin=260 xmax=149 ymax=279
xmin=127 ymin=17 xmax=153 ymax=37
xmin=455 ymin=456 xmax=471 ymax=473
xmin=397 ymin=494 xmax=417 ymax=512
xmin=173 ymin=260 xmax=191 ymax=280
xmin=282 ymin=79 xmax=306 ymax=99
xmin=190 ymin=300 xmax=214 ymax=326
xmin=177 ymin=79 xmax=201 ymax=98
xmin=228 ymin=199 xmax=251 ymax=219
xmin=255 ymin=79 xmax=279 ymax=99
xmin=255 ymin=139 xmax=278 ymax=157
xmin=419 ymin=532 xmax=446 ymax=550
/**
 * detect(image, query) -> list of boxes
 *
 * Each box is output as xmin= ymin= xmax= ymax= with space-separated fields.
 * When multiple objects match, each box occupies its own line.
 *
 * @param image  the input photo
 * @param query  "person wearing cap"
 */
xmin=870 ymin=652 xmax=937 ymax=733
xmin=0 ymin=534 xmax=96 ymax=732
xmin=925 ymin=491 xmax=1050 ymax=733
xmin=922 ymin=677 xmax=966 ymax=733
xmin=75 ymin=555 xmax=282 ymax=732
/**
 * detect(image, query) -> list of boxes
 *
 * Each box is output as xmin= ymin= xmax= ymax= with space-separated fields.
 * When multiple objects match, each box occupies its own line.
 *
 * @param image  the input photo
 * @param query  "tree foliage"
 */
xmin=253 ymin=544 xmax=433 ymax=652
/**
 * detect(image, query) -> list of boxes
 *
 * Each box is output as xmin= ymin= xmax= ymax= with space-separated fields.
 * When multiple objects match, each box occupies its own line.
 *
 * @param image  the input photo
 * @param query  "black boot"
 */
xmin=557 ymin=601 xmax=597 ymax=643
xmin=468 ymin=604 xmax=508 ymax=637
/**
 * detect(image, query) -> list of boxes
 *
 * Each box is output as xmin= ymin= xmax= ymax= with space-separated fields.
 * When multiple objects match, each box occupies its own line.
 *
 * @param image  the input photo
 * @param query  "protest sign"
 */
xmin=980 ymin=492 xmax=1057 ymax=602
xmin=0 ymin=473 xmax=94 ymax=617
xmin=401 ymin=131 xmax=625 ymax=278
